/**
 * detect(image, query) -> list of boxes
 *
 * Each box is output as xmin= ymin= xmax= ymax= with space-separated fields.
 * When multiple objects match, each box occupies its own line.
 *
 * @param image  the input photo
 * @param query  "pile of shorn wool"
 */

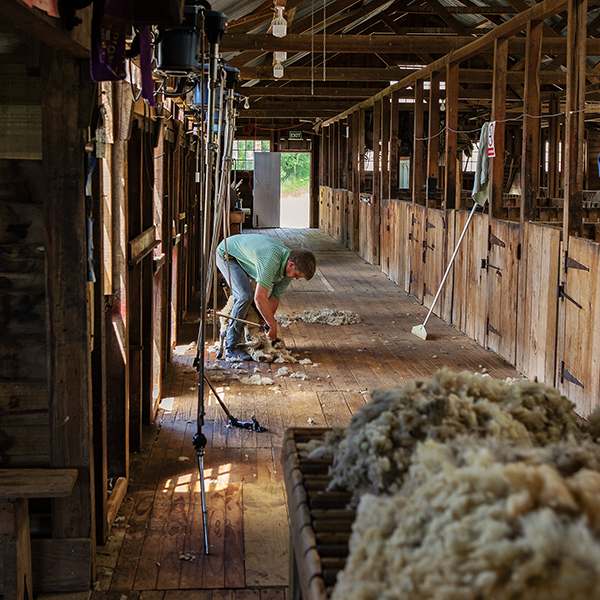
xmin=319 ymin=369 xmax=591 ymax=506
xmin=310 ymin=370 xmax=600 ymax=600
xmin=332 ymin=438 xmax=600 ymax=600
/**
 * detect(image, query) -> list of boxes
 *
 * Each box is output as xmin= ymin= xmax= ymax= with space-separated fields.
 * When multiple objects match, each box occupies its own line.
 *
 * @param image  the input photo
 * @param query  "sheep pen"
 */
xmin=300 ymin=369 xmax=600 ymax=599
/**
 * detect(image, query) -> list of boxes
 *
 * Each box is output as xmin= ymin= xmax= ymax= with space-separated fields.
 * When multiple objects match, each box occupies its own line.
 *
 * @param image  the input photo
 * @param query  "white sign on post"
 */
xmin=487 ymin=121 xmax=496 ymax=158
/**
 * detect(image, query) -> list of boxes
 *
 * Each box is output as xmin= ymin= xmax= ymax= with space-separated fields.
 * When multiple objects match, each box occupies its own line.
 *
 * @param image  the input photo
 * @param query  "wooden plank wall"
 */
xmin=516 ymin=222 xmax=561 ymax=384
xmin=0 ymin=26 xmax=49 ymax=468
xmin=556 ymin=236 xmax=600 ymax=415
xmin=320 ymin=188 xmax=600 ymax=416
xmin=0 ymin=160 xmax=49 ymax=467
xmin=486 ymin=219 xmax=520 ymax=365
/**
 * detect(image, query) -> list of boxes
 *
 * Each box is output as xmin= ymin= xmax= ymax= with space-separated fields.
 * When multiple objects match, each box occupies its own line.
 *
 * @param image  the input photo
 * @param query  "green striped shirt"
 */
xmin=217 ymin=234 xmax=292 ymax=298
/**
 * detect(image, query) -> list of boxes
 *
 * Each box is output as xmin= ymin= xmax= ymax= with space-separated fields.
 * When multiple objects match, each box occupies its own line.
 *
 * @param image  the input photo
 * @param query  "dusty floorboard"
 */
xmin=94 ymin=228 xmax=522 ymax=596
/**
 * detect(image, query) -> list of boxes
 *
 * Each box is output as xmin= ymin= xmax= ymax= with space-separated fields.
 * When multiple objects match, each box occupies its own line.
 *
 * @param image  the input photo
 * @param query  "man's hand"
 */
xmin=254 ymin=284 xmax=279 ymax=342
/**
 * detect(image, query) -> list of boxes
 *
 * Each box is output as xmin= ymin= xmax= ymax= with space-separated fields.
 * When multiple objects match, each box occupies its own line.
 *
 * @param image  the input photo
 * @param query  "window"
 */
xmin=232 ymin=139 xmax=270 ymax=170
xmin=463 ymin=144 xmax=479 ymax=173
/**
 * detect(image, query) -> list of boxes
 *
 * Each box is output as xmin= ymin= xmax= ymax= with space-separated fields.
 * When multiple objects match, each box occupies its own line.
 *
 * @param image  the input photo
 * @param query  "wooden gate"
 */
xmin=486 ymin=219 xmax=520 ymax=364
xmin=516 ymin=223 xmax=561 ymax=385
xmin=422 ymin=207 xmax=446 ymax=316
xmin=451 ymin=210 xmax=488 ymax=346
xmin=408 ymin=204 xmax=426 ymax=302
xmin=556 ymin=237 xmax=600 ymax=416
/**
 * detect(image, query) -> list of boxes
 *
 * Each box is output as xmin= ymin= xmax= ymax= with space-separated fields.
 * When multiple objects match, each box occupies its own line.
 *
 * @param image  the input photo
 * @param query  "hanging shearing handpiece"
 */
xmin=194 ymin=4 xmax=228 ymax=557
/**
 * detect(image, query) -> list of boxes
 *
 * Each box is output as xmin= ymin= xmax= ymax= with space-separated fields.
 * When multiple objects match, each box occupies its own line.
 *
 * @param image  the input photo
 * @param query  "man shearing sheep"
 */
xmin=216 ymin=234 xmax=316 ymax=362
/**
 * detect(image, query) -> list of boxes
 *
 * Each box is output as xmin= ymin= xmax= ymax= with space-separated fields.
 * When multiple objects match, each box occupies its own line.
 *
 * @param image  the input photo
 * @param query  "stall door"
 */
xmin=254 ymin=152 xmax=281 ymax=228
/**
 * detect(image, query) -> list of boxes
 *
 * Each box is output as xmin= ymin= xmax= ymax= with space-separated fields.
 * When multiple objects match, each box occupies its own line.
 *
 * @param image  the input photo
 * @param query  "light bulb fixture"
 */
xmin=272 ymin=6 xmax=287 ymax=38
xmin=244 ymin=96 xmax=250 ymax=109
xmin=274 ymin=51 xmax=287 ymax=62
xmin=273 ymin=59 xmax=284 ymax=78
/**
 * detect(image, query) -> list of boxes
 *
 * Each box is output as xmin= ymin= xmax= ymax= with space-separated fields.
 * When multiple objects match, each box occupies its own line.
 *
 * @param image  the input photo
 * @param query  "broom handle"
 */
xmin=422 ymin=202 xmax=479 ymax=328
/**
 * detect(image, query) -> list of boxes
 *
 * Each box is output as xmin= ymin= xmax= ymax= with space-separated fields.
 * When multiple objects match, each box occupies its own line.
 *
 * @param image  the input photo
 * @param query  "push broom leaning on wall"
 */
xmin=412 ymin=122 xmax=492 ymax=340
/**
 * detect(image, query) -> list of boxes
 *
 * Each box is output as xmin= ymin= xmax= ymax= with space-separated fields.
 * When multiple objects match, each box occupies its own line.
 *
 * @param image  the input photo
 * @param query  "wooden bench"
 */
xmin=0 ymin=469 xmax=78 ymax=600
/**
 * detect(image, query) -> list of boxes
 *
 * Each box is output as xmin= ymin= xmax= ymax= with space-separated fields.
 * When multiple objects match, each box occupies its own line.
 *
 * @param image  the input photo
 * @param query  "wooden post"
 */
xmin=520 ymin=20 xmax=543 ymax=227
xmin=389 ymin=90 xmax=399 ymax=198
xmin=128 ymin=122 xmax=143 ymax=453
xmin=548 ymin=95 xmax=561 ymax=200
xmin=372 ymin=100 xmax=381 ymax=265
xmin=41 ymin=47 xmax=96 ymax=550
xmin=359 ymin=108 xmax=366 ymax=195
xmin=381 ymin=96 xmax=390 ymax=200
xmin=564 ymin=0 xmax=586 ymax=238
xmin=490 ymin=38 xmax=508 ymax=219
xmin=444 ymin=61 xmax=459 ymax=211
xmin=413 ymin=80 xmax=426 ymax=205
xmin=427 ymin=72 xmax=441 ymax=206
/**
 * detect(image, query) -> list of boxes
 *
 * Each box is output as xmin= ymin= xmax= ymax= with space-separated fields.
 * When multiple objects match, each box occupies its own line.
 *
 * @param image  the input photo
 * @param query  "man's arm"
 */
xmin=254 ymin=284 xmax=279 ymax=341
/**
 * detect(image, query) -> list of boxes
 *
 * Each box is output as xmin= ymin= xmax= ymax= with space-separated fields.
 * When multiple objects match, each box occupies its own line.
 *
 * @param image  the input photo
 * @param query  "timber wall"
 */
xmin=320 ymin=187 xmax=600 ymax=418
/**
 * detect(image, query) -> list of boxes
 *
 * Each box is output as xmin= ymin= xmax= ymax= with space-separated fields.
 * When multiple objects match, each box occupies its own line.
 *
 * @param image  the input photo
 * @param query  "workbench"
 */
xmin=282 ymin=428 xmax=355 ymax=600
xmin=0 ymin=468 xmax=79 ymax=600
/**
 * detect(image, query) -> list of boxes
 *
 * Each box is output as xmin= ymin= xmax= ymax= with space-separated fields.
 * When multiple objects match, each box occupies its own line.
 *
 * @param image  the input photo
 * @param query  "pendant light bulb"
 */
xmin=274 ymin=51 xmax=287 ymax=63
xmin=273 ymin=60 xmax=284 ymax=78
xmin=272 ymin=6 xmax=287 ymax=38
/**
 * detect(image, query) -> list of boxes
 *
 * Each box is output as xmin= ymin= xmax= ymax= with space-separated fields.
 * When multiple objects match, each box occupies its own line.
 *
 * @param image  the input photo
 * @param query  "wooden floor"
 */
xmin=92 ymin=228 xmax=522 ymax=600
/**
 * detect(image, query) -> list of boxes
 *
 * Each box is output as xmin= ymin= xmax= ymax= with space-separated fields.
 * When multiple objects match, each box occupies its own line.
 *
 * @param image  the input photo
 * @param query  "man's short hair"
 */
xmin=289 ymin=248 xmax=316 ymax=280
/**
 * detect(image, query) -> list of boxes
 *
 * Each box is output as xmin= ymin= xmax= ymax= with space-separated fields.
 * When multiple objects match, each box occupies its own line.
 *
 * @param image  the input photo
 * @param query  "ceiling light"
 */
xmin=272 ymin=6 xmax=287 ymax=38
xmin=273 ymin=60 xmax=284 ymax=78
xmin=274 ymin=51 xmax=287 ymax=62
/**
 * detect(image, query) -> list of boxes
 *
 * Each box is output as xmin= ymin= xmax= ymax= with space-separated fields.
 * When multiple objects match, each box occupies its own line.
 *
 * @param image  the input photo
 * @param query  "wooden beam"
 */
xmin=563 ymin=0 xmax=587 ymax=238
xmin=239 ymin=86 xmax=388 ymax=98
xmin=389 ymin=90 xmax=399 ymax=197
xmin=222 ymin=33 xmax=600 ymax=55
xmin=520 ymin=20 xmax=543 ymax=225
xmin=413 ymin=80 xmax=426 ymax=205
xmin=490 ymin=38 xmax=508 ymax=219
xmin=0 ymin=0 xmax=92 ymax=58
xmin=444 ymin=61 xmax=459 ymax=210
xmin=427 ymin=72 xmax=441 ymax=203
xmin=321 ymin=0 xmax=569 ymax=126
xmin=237 ymin=66 xmax=568 ymax=84
xmin=41 ymin=46 xmax=95 ymax=543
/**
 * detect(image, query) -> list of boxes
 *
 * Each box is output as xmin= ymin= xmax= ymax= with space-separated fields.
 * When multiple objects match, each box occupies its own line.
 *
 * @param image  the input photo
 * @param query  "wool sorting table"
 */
xmin=282 ymin=428 xmax=356 ymax=600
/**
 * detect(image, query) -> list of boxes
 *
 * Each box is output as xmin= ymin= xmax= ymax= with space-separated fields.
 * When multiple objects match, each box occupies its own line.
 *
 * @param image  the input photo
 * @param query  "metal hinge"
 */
xmin=423 ymin=240 xmax=435 ymax=251
xmin=557 ymin=283 xmax=583 ymax=309
xmin=487 ymin=320 xmax=502 ymax=337
xmin=489 ymin=231 xmax=506 ymax=248
xmin=426 ymin=220 xmax=435 ymax=230
xmin=565 ymin=253 xmax=589 ymax=272
xmin=409 ymin=232 xmax=419 ymax=244
xmin=561 ymin=362 xmax=584 ymax=388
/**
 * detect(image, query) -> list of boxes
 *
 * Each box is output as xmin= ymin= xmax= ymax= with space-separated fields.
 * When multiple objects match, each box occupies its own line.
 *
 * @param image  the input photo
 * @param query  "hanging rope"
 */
xmin=323 ymin=0 xmax=326 ymax=82
xmin=311 ymin=0 xmax=314 ymax=95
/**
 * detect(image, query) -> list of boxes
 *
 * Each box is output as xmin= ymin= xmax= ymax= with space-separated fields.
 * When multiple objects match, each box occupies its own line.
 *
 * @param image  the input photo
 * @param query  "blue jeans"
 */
xmin=216 ymin=253 xmax=253 ymax=350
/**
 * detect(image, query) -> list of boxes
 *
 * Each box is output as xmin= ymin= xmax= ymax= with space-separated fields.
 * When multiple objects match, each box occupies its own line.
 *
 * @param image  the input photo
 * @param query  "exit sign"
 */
xmin=289 ymin=131 xmax=302 ymax=140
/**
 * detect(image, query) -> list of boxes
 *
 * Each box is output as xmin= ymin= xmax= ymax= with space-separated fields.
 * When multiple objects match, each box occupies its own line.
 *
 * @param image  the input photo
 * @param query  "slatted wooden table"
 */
xmin=0 ymin=468 xmax=79 ymax=600
xmin=282 ymin=428 xmax=355 ymax=600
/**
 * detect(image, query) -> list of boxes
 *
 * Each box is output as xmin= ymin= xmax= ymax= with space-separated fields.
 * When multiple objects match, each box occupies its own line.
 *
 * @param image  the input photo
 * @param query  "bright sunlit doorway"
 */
xmin=280 ymin=152 xmax=310 ymax=228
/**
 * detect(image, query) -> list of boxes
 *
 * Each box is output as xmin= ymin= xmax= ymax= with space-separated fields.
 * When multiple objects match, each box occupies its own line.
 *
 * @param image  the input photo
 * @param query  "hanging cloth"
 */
xmin=472 ymin=121 xmax=491 ymax=207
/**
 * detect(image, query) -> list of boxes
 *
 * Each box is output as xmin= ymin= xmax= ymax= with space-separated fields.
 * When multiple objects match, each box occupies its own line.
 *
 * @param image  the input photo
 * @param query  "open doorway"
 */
xmin=280 ymin=152 xmax=310 ymax=228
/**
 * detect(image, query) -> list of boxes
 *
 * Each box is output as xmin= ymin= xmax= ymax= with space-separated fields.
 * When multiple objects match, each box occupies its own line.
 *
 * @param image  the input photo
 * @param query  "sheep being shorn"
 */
xmin=331 ymin=439 xmax=600 ymax=600
xmin=216 ymin=295 xmax=297 ymax=363
xmin=322 ymin=369 xmax=589 ymax=507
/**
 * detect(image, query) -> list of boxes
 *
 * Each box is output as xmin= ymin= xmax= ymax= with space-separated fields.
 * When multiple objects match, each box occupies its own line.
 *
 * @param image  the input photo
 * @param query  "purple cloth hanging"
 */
xmin=90 ymin=0 xmax=133 ymax=82
xmin=139 ymin=26 xmax=156 ymax=106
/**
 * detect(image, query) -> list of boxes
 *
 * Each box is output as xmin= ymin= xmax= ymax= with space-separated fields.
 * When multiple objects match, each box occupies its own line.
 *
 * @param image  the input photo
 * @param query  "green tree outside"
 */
xmin=281 ymin=152 xmax=310 ymax=195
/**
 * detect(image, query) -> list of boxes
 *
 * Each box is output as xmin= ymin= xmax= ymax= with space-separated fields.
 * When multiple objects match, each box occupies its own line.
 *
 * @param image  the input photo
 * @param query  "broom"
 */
xmin=412 ymin=202 xmax=479 ymax=340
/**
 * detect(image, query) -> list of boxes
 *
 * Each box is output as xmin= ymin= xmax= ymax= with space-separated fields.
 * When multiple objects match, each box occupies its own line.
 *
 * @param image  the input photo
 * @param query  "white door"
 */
xmin=254 ymin=152 xmax=281 ymax=228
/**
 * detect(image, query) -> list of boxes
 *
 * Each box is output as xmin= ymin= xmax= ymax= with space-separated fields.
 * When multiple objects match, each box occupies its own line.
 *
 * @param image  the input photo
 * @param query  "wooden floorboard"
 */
xmin=95 ymin=227 xmax=523 ymax=597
